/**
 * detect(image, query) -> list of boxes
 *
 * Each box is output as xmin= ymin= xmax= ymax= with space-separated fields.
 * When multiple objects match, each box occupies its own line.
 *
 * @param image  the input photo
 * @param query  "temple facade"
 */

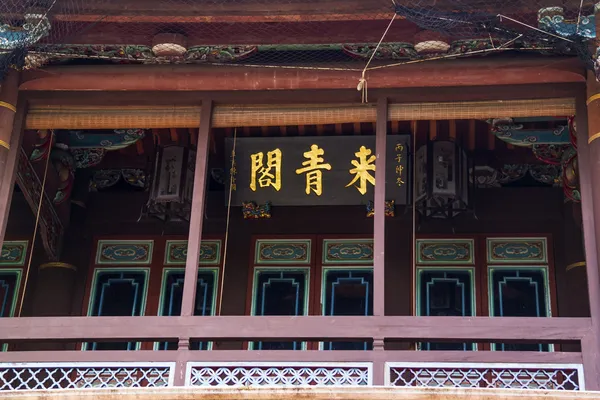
xmin=1 ymin=1 xmax=600 ymax=399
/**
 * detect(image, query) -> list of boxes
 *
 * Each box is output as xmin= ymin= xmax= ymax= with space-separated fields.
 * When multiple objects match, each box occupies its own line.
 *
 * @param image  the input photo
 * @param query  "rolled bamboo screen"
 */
xmin=25 ymin=106 xmax=202 ymax=130
xmin=387 ymin=98 xmax=575 ymax=121
xmin=25 ymin=98 xmax=575 ymax=129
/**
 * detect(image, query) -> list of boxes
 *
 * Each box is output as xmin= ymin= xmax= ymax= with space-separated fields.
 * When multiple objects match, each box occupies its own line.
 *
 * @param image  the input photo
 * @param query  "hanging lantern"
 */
xmin=145 ymin=145 xmax=195 ymax=222
xmin=415 ymin=140 xmax=473 ymax=219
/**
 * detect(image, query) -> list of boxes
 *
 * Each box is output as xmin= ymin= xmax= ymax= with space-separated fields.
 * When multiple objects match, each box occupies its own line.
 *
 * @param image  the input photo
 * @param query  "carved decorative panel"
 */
xmin=0 ymin=363 xmax=174 ymax=389
xmin=164 ymin=240 xmax=221 ymax=265
xmin=95 ymin=240 xmax=154 ymax=265
xmin=17 ymin=148 xmax=63 ymax=261
xmin=322 ymin=240 xmax=373 ymax=264
xmin=0 ymin=241 xmax=28 ymax=266
xmin=187 ymin=362 xmax=372 ymax=387
xmin=487 ymin=238 xmax=547 ymax=263
xmin=255 ymin=239 xmax=311 ymax=265
xmin=416 ymin=239 xmax=474 ymax=265
xmin=386 ymin=362 xmax=582 ymax=390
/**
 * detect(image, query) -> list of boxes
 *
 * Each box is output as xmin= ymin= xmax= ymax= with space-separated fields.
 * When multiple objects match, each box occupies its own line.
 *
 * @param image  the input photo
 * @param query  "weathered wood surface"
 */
xmin=20 ymin=83 xmax=581 ymax=106
xmin=180 ymin=100 xmax=212 ymax=318
xmin=1 ymin=387 xmax=600 ymax=400
xmin=18 ymin=57 xmax=585 ymax=92
xmin=0 ymin=349 xmax=583 ymax=364
xmin=373 ymin=98 xmax=387 ymax=318
xmin=0 ymin=316 xmax=589 ymax=342
xmin=0 ymin=93 xmax=26 ymax=247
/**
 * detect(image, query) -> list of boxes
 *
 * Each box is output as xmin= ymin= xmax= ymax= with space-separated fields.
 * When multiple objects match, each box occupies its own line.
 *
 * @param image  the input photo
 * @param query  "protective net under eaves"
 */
xmin=0 ymin=0 xmax=596 ymax=81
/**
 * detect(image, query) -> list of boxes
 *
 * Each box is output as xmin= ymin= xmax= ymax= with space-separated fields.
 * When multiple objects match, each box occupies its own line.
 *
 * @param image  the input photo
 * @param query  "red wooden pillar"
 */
xmin=373 ymin=97 xmax=387 ymax=317
xmin=0 ymin=70 xmax=25 ymax=246
xmin=181 ymin=99 xmax=213 ymax=317
xmin=579 ymin=77 xmax=600 ymax=390
xmin=174 ymin=99 xmax=213 ymax=386
xmin=372 ymin=97 xmax=387 ymax=386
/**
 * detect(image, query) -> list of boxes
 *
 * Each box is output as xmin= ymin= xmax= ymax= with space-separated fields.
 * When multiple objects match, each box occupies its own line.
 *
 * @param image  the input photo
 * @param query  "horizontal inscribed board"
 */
xmin=226 ymin=135 xmax=409 ymax=206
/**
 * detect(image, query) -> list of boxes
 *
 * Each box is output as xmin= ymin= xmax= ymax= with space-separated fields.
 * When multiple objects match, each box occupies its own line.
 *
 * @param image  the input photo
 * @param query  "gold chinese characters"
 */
xmin=295 ymin=144 xmax=332 ymax=196
xmin=346 ymin=146 xmax=376 ymax=195
xmin=249 ymin=144 xmax=384 ymax=196
xmin=395 ymin=143 xmax=405 ymax=187
xmin=250 ymin=149 xmax=282 ymax=191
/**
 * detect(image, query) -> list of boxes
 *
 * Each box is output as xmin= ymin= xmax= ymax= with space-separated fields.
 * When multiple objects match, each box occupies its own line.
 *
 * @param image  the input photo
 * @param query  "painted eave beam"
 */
xmin=19 ymin=56 xmax=585 ymax=92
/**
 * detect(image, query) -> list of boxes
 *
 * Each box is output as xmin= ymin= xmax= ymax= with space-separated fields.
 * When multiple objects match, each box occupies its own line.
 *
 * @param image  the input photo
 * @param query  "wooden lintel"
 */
xmin=21 ymin=83 xmax=583 ymax=107
xmin=20 ymin=57 xmax=585 ymax=92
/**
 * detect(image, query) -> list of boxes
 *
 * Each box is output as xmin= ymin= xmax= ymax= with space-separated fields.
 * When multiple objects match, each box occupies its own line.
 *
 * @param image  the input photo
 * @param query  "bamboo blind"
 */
xmin=25 ymin=98 xmax=575 ymax=129
xmin=388 ymin=98 xmax=576 ymax=121
xmin=212 ymin=104 xmax=377 ymax=127
xmin=25 ymin=106 xmax=203 ymax=130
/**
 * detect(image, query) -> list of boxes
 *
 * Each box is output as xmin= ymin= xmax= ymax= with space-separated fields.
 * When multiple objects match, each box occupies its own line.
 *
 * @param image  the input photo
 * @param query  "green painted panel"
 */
xmin=255 ymin=239 xmax=311 ymax=264
xmin=164 ymin=240 xmax=222 ymax=265
xmin=322 ymin=239 xmax=373 ymax=264
xmin=416 ymin=239 xmax=474 ymax=265
xmin=0 ymin=241 xmax=28 ymax=266
xmin=487 ymin=238 xmax=547 ymax=263
xmin=95 ymin=240 xmax=154 ymax=265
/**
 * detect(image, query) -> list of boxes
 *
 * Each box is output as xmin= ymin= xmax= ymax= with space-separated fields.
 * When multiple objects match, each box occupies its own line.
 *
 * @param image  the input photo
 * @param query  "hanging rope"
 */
xmin=218 ymin=128 xmax=237 ymax=315
xmin=358 ymin=13 xmax=397 ymax=103
xmin=497 ymin=14 xmax=574 ymax=43
xmin=410 ymin=121 xmax=417 ymax=318
xmin=17 ymin=130 xmax=54 ymax=317
xmin=410 ymin=121 xmax=418 ymax=350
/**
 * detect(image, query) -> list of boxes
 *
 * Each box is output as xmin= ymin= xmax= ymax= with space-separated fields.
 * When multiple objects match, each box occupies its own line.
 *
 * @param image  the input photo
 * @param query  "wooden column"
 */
xmin=174 ymin=100 xmax=212 ymax=386
xmin=373 ymin=97 xmax=387 ymax=318
xmin=0 ymin=70 xmax=18 ymax=151
xmin=29 ymin=262 xmax=77 ymax=350
xmin=180 ymin=99 xmax=213 ymax=318
xmin=0 ymin=70 xmax=24 ymax=246
xmin=372 ymin=98 xmax=387 ymax=386
xmin=578 ymin=83 xmax=600 ymax=390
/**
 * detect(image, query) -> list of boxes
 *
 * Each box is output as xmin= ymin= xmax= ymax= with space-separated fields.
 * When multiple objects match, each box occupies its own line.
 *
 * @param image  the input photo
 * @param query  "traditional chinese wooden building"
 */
xmin=1 ymin=1 xmax=600 ymax=399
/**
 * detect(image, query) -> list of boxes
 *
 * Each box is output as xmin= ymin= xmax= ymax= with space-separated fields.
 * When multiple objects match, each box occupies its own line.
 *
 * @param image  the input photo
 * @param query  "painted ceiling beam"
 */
xmin=19 ymin=56 xmax=585 ymax=92
xmin=22 ymin=0 xmax=592 ymax=20
xmin=41 ymin=20 xmax=420 ymax=46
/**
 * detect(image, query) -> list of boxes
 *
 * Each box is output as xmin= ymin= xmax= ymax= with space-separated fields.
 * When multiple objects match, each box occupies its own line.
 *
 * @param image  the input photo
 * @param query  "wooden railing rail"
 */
xmin=0 ymin=316 xmax=590 ymax=342
xmin=0 ymin=349 xmax=587 ymax=389
xmin=0 ymin=349 xmax=583 ymax=364
xmin=0 ymin=316 xmax=591 ymax=387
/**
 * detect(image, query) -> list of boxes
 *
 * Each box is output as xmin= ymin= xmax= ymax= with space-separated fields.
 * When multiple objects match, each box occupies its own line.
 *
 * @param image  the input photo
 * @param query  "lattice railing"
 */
xmin=386 ymin=362 xmax=584 ymax=391
xmin=186 ymin=362 xmax=372 ymax=387
xmin=0 ymin=363 xmax=175 ymax=390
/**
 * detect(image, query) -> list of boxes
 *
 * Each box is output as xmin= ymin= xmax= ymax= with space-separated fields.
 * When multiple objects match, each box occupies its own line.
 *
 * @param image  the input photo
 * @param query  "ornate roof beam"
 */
xmin=19 ymin=57 xmax=585 ymax=92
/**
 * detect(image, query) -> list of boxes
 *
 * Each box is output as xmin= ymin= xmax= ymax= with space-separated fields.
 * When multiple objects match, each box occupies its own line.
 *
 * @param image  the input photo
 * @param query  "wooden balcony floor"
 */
xmin=1 ymin=387 xmax=600 ymax=400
